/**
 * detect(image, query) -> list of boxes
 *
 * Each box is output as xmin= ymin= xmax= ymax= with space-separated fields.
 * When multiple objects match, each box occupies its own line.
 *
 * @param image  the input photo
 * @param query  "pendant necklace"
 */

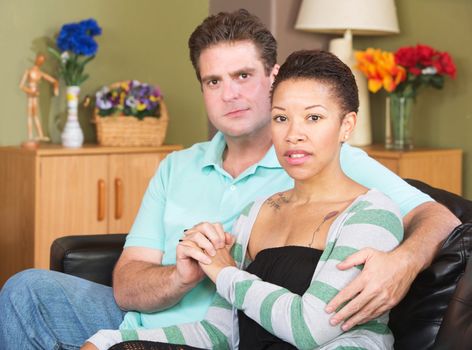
xmin=308 ymin=210 xmax=339 ymax=248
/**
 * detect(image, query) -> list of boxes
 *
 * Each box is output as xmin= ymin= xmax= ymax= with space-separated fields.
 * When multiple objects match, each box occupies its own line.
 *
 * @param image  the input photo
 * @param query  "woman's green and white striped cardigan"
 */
xmin=88 ymin=189 xmax=403 ymax=350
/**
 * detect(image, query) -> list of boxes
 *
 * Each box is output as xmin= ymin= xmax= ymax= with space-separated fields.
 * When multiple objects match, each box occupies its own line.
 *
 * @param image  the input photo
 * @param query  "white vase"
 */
xmin=61 ymin=85 xmax=84 ymax=148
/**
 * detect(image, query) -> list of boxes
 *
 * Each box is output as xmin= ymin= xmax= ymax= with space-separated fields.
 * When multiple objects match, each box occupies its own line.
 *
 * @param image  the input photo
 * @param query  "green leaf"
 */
xmin=47 ymin=47 xmax=62 ymax=61
xmin=431 ymin=75 xmax=444 ymax=89
xmin=78 ymin=55 xmax=95 ymax=70
xmin=77 ymin=73 xmax=89 ymax=85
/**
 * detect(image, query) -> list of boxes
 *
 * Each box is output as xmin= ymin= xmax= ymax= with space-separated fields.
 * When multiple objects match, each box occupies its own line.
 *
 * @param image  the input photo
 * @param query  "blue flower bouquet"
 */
xmin=48 ymin=18 xmax=102 ymax=86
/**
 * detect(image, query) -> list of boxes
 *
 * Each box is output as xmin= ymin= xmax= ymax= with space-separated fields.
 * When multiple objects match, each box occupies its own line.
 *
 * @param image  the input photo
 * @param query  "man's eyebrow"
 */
xmin=201 ymin=74 xmax=220 ymax=83
xmin=230 ymin=67 xmax=256 ymax=77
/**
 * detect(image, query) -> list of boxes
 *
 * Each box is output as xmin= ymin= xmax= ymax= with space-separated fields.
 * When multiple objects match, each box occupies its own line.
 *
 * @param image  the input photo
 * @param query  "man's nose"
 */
xmin=221 ymin=80 xmax=239 ymax=101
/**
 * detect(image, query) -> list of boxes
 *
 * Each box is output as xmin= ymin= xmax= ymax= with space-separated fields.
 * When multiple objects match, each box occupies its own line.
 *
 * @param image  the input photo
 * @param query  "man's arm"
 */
xmin=325 ymin=201 xmax=460 ymax=330
xmin=113 ymin=243 xmax=211 ymax=312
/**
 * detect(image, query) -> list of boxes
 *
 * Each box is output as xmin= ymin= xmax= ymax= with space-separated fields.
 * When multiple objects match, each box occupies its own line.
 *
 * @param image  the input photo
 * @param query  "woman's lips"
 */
xmin=284 ymin=150 xmax=312 ymax=165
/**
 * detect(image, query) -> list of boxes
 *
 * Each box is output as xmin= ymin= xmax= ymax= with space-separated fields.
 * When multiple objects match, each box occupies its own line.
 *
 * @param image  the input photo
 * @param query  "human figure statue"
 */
xmin=19 ymin=54 xmax=59 ymax=144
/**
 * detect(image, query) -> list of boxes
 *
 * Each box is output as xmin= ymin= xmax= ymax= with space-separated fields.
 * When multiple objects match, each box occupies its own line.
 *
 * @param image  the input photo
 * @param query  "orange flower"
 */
xmin=355 ymin=48 xmax=406 ymax=94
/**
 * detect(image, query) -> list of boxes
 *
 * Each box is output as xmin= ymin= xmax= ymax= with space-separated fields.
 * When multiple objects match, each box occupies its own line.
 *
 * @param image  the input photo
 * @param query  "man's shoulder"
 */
xmin=165 ymin=140 xmax=212 ymax=163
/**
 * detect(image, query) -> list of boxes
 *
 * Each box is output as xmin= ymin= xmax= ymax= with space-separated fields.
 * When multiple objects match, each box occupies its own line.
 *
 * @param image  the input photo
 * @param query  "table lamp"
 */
xmin=295 ymin=0 xmax=399 ymax=146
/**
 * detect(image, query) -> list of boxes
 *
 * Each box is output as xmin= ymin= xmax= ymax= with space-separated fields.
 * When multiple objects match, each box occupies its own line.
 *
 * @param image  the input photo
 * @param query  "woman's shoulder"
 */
xmin=354 ymin=188 xmax=402 ymax=216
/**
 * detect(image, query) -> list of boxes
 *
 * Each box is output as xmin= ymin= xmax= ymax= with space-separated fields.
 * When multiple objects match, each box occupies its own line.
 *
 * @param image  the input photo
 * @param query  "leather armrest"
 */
xmin=405 ymin=179 xmax=472 ymax=223
xmin=389 ymin=223 xmax=472 ymax=349
xmin=433 ymin=228 xmax=472 ymax=350
xmin=50 ymin=233 xmax=126 ymax=286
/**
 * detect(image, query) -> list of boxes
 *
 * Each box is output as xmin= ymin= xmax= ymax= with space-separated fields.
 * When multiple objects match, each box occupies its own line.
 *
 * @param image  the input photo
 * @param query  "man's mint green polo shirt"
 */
xmin=120 ymin=132 xmax=432 ymax=330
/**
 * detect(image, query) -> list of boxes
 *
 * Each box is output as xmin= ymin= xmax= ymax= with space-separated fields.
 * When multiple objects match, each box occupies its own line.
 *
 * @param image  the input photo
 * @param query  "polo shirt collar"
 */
xmin=201 ymin=132 xmax=226 ymax=169
xmin=201 ymin=131 xmax=282 ymax=173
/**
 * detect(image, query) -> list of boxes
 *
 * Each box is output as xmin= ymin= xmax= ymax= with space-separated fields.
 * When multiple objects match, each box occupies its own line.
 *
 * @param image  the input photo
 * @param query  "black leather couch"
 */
xmin=50 ymin=179 xmax=472 ymax=350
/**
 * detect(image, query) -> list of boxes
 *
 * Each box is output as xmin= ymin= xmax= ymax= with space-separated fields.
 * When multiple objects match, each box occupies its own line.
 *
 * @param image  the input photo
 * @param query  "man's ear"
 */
xmin=270 ymin=64 xmax=280 ymax=84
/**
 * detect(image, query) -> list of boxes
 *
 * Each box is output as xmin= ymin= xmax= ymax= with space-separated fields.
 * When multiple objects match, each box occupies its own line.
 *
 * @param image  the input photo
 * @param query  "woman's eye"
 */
xmin=273 ymin=115 xmax=287 ymax=122
xmin=308 ymin=114 xmax=320 ymax=121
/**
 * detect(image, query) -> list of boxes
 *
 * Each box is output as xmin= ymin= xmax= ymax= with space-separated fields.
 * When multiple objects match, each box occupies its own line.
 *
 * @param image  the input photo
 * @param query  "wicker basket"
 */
xmin=94 ymin=83 xmax=169 ymax=147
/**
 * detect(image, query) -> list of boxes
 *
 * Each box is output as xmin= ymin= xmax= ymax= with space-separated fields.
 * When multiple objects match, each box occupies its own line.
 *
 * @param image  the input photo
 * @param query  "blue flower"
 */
xmin=55 ymin=18 xmax=101 ymax=56
xmin=79 ymin=18 xmax=102 ymax=37
xmin=73 ymin=35 xmax=98 ymax=56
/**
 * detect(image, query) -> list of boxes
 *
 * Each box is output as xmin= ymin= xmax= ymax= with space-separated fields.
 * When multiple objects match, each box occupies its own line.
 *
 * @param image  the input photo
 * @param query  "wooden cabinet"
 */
xmin=362 ymin=144 xmax=462 ymax=195
xmin=0 ymin=144 xmax=181 ymax=285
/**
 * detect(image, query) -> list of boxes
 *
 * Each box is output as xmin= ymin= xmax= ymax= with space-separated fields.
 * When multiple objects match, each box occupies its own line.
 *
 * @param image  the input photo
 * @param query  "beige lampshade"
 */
xmin=295 ymin=0 xmax=399 ymax=35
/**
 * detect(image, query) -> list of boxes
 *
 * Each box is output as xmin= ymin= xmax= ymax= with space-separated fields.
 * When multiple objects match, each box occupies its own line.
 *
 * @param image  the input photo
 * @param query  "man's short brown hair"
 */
xmin=188 ymin=9 xmax=277 ymax=82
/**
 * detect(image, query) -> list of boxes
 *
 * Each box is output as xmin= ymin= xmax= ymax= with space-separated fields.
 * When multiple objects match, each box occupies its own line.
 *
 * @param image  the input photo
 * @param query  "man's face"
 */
xmin=198 ymin=41 xmax=277 ymax=140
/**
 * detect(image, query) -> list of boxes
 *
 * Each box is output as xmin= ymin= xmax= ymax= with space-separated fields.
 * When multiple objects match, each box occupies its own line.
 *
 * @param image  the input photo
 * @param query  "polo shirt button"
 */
xmin=230 ymin=185 xmax=236 ymax=191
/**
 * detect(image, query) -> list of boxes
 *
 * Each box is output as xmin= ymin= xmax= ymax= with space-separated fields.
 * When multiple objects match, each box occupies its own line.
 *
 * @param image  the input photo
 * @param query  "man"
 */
xmin=0 ymin=9 xmax=460 ymax=349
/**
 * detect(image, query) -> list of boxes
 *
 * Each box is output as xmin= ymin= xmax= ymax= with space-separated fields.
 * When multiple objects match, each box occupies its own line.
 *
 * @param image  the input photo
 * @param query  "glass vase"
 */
xmin=386 ymin=94 xmax=414 ymax=150
xmin=61 ymin=85 xmax=84 ymax=148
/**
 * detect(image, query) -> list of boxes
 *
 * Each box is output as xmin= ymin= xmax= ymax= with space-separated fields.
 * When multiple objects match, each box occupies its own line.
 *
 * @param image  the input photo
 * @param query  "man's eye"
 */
xmin=273 ymin=115 xmax=287 ymax=122
xmin=308 ymin=114 xmax=320 ymax=121
xmin=240 ymin=73 xmax=249 ymax=79
xmin=207 ymin=79 xmax=218 ymax=86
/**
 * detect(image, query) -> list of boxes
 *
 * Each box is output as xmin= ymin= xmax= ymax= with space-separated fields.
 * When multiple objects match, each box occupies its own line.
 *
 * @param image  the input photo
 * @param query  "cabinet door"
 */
xmin=37 ymin=155 xmax=109 ymax=268
xmin=108 ymin=153 xmax=164 ymax=234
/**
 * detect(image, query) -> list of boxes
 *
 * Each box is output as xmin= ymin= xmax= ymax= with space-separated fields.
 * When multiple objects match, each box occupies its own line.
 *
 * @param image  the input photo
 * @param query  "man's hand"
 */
xmin=325 ymin=247 xmax=419 ymax=331
xmin=175 ymin=240 xmax=208 ymax=287
xmin=183 ymin=222 xmax=228 ymax=256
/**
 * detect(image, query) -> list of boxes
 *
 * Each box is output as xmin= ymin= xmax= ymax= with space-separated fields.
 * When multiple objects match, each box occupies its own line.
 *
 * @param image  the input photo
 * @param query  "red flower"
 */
xmin=394 ymin=47 xmax=417 ymax=68
xmin=435 ymin=52 xmax=457 ymax=78
xmin=409 ymin=67 xmax=422 ymax=76
xmin=416 ymin=44 xmax=436 ymax=67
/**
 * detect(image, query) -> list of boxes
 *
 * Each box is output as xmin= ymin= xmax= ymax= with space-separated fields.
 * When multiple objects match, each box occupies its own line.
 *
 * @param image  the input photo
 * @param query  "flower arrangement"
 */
xmin=355 ymin=44 xmax=456 ymax=98
xmin=48 ymin=18 xmax=102 ymax=86
xmin=95 ymin=80 xmax=163 ymax=119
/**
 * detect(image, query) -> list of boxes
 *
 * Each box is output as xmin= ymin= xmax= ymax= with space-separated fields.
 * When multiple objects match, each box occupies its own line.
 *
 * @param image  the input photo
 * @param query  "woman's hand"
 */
xmin=180 ymin=222 xmax=237 ymax=282
xmin=198 ymin=235 xmax=237 ymax=283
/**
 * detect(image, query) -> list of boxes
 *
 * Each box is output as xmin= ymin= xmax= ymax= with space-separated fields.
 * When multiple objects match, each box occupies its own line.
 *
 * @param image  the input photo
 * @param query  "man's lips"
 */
xmin=224 ymin=108 xmax=250 ymax=116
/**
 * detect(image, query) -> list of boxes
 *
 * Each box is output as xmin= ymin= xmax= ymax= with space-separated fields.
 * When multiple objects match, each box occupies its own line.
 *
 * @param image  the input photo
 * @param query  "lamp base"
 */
xmin=329 ymin=32 xmax=372 ymax=147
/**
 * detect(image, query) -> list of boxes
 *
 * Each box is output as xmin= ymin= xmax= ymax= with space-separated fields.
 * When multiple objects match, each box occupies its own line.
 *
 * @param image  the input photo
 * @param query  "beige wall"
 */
xmin=0 ymin=0 xmax=209 ymax=147
xmin=355 ymin=0 xmax=472 ymax=199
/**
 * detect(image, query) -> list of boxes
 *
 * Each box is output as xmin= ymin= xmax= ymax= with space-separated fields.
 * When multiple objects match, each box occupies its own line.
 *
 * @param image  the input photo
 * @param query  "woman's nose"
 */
xmin=285 ymin=123 xmax=307 ymax=143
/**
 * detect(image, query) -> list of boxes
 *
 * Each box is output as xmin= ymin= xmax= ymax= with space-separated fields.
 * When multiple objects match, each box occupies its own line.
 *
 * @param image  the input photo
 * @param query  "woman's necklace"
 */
xmin=308 ymin=211 xmax=339 ymax=248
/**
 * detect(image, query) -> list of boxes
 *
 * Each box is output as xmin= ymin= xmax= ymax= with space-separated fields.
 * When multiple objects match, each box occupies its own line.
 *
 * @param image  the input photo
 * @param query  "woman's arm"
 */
xmin=209 ymin=191 xmax=403 ymax=350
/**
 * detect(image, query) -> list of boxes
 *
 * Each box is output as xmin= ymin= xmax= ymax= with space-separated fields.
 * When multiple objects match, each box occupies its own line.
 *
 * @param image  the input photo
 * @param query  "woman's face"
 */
xmin=271 ymin=78 xmax=356 ymax=182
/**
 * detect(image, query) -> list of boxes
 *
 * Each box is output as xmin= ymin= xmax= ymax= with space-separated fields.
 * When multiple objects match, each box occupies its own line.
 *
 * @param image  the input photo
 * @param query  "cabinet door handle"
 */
xmin=98 ymin=179 xmax=106 ymax=221
xmin=115 ymin=178 xmax=123 ymax=220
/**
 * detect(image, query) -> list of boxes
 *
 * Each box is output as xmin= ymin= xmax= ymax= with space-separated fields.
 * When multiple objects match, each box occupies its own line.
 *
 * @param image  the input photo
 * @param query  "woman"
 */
xmin=84 ymin=50 xmax=403 ymax=350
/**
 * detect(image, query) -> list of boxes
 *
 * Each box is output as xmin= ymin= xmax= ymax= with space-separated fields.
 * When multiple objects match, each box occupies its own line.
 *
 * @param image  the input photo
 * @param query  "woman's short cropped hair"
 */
xmin=272 ymin=50 xmax=359 ymax=115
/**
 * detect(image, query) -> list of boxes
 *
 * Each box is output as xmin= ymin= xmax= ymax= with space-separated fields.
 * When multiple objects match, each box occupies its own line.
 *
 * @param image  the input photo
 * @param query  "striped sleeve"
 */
xmin=216 ymin=190 xmax=403 ymax=350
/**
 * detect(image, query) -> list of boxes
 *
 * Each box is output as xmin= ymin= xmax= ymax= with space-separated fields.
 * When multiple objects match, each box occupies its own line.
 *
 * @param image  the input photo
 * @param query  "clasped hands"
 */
xmin=176 ymin=222 xmax=236 ymax=284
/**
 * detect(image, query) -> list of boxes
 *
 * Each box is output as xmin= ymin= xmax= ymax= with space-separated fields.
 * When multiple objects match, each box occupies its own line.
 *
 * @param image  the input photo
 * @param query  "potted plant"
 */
xmin=94 ymin=80 xmax=169 ymax=147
